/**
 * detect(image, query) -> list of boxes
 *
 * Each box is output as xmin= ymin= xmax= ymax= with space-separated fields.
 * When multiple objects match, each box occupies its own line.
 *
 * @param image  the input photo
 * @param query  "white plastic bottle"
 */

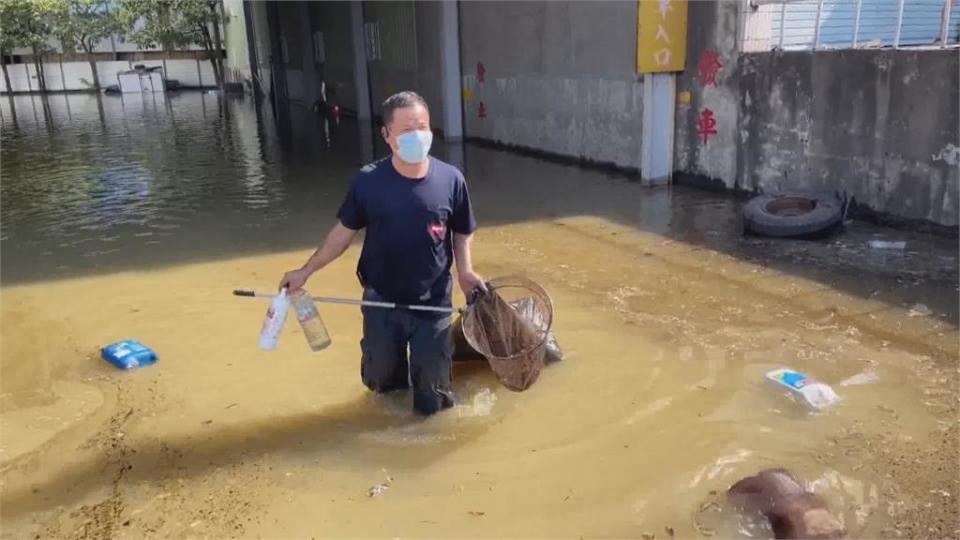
xmin=765 ymin=368 xmax=839 ymax=411
xmin=258 ymin=288 xmax=290 ymax=351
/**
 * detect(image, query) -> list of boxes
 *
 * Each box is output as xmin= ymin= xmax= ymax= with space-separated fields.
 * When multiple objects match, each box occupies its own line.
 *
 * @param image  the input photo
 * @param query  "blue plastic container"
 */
xmin=101 ymin=340 xmax=158 ymax=370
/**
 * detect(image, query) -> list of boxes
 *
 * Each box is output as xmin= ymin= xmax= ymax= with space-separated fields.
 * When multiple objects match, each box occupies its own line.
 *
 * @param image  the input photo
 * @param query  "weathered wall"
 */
xmin=675 ymin=2 xmax=959 ymax=228
xmin=245 ymin=0 xmax=273 ymax=96
xmin=673 ymin=1 xmax=741 ymax=186
xmin=222 ymin=0 xmax=251 ymax=84
xmin=738 ymin=49 xmax=959 ymax=226
xmin=459 ymin=1 xmax=644 ymax=170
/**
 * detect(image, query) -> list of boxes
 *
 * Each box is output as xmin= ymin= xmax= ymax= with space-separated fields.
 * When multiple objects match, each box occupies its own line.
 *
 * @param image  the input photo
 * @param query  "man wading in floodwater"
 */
xmin=279 ymin=91 xmax=485 ymax=416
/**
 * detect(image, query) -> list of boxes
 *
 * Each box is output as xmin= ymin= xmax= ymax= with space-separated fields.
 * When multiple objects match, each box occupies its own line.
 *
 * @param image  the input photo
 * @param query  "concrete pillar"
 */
xmin=350 ymin=1 xmax=372 ymax=122
xmin=299 ymin=1 xmax=318 ymax=104
xmin=248 ymin=0 xmax=272 ymax=96
xmin=438 ymin=0 xmax=463 ymax=140
xmin=640 ymin=73 xmax=676 ymax=185
xmin=351 ymin=1 xmax=374 ymax=162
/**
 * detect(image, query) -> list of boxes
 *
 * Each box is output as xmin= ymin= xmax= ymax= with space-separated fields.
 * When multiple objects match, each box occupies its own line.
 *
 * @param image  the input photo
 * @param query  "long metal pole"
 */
xmin=893 ymin=0 xmax=906 ymax=48
xmin=750 ymin=0 xmax=807 ymax=5
xmin=778 ymin=1 xmax=787 ymax=49
xmin=941 ymin=0 xmax=954 ymax=47
xmin=853 ymin=0 xmax=863 ymax=47
xmin=813 ymin=0 xmax=825 ymax=49
xmin=233 ymin=290 xmax=459 ymax=314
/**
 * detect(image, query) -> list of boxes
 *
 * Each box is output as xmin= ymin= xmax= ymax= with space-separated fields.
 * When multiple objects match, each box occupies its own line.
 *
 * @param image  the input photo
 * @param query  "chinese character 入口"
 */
xmin=656 ymin=24 xmax=670 ymax=44
xmin=653 ymin=48 xmax=672 ymax=67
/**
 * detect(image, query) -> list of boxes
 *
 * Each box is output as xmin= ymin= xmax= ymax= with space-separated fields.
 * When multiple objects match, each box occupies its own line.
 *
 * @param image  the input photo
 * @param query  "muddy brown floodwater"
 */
xmin=2 ymin=94 xmax=958 ymax=539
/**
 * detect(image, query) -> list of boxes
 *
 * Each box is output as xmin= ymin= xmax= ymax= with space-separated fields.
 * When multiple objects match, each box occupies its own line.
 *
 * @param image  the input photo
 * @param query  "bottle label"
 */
xmin=295 ymin=302 xmax=318 ymax=322
xmin=773 ymin=370 xmax=811 ymax=390
xmin=261 ymin=307 xmax=276 ymax=334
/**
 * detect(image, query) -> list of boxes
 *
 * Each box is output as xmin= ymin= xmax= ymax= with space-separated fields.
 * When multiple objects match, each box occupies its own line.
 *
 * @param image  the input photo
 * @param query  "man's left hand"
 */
xmin=458 ymin=270 xmax=487 ymax=298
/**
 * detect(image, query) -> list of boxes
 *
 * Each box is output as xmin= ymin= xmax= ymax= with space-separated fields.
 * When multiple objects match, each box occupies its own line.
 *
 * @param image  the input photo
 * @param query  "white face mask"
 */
xmin=395 ymin=129 xmax=433 ymax=163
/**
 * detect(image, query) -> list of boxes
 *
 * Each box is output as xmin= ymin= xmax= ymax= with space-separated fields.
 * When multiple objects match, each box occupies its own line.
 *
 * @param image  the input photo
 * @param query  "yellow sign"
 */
xmin=636 ymin=0 xmax=688 ymax=73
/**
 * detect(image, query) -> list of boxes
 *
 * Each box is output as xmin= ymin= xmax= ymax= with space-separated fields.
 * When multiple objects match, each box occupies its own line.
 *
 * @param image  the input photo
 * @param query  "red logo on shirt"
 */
xmin=428 ymin=221 xmax=446 ymax=241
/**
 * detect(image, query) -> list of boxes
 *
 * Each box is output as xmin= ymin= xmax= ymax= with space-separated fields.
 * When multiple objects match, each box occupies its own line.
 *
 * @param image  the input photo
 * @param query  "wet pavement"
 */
xmin=1 ymin=93 xmax=957 ymax=539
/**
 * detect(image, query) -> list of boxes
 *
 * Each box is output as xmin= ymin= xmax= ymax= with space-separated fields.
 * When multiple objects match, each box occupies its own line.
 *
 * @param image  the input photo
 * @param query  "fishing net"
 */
xmin=458 ymin=276 xmax=556 ymax=391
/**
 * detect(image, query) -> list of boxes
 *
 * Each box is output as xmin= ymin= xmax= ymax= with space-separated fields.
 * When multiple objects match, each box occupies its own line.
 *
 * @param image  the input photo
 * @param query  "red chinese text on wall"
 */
xmin=697 ymin=108 xmax=717 ymax=144
xmin=698 ymin=50 xmax=723 ymax=88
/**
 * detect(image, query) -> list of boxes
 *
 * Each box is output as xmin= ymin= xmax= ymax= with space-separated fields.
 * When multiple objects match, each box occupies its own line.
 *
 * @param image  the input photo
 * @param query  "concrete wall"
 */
xmin=222 ymin=0 xmax=251 ymax=83
xmin=1 ymin=60 xmax=221 ymax=93
xmin=738 ymin=49 xmax=959 ymax=227
xmin=4 ymin=65 xmax=33 ymax=92
xmin=459 ymin=1 xmax=644 ymax=169
xmin=673 ymin=1 xmax=741 ymax=185
xmin=97 ymin=61 xmax=137 ymax=89
xmin=246 ymin=0 xmax=273 ymax=96
xmin=674 ymin=1 xmax=959 ymax=228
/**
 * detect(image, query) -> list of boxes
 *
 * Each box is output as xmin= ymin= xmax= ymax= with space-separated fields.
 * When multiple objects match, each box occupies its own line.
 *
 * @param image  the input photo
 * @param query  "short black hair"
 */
xmin=381 ymin=91 xmax=428 ymax=127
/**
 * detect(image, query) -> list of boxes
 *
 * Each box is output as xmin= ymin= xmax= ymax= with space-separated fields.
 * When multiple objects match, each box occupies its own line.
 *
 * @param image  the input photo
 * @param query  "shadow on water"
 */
xmin=0 ymin=360 xmax=502 ymax=515
xmin=1 ymin=93 xmax=956 ymax=324
xmin=0 ymin=387 xmax=493 ymax=516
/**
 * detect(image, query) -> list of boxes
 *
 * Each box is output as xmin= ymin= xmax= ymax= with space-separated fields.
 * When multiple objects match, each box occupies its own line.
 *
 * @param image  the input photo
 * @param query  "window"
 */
xmin=741 ymin=0 xmax=960 ymax=51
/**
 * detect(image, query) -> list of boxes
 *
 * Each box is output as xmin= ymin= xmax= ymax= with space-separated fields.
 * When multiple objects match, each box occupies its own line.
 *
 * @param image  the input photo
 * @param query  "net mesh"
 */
xmin=461 ymin=276 xmax=554 ymax=391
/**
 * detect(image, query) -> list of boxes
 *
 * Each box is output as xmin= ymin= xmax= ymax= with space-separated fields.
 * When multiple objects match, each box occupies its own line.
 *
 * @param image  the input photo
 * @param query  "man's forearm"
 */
xmin=453 ymin=232 xmax=474 ymax=273
xmin=302 ymin=223 xmax=357 ymax=274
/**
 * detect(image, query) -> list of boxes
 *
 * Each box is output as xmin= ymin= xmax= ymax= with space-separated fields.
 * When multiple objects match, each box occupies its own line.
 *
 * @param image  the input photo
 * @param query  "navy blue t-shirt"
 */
xmin=337 ymin=157 xmax=477 ymax=307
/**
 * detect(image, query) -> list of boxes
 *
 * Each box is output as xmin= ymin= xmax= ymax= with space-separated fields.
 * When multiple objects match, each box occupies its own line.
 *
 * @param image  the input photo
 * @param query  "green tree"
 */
xmin=0 ymin=0 xmax=58 ymax=93
xmin=53 ymin=0 xmax=120 ymax=89
xmin=0 ymin=4 xmax=19 ymax=93
xmin=116 ymin=0 xmax=224 ymax=87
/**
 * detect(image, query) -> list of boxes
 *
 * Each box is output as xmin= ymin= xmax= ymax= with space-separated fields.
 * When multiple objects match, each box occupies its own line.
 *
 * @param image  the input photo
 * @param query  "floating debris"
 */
xmin=698 ymin=501 xmax=722 ymax=513
xmin=907 ymin=304 xmax=933 ymax=317
xmin=839 ymin=370 xmax=879 ymax=387
xmin=369 ymin=469 xmax=393 ymax=497
xmin=868 ymin=240 xmax=906 ymax=250
xmin=694 ymin=523 xmax=717 ymax=537
xmin=368 ymin=483 xmax=389 ymax=498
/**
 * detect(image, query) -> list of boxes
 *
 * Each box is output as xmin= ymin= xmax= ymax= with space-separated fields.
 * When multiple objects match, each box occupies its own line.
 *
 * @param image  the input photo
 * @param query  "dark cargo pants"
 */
xmin=360 ymin=289 xmax=455 ymax=415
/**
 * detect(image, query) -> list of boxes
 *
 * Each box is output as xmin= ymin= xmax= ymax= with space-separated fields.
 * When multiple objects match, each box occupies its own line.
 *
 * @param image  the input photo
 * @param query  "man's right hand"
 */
xmin=279 ymin=267 xmax=311 ymax=292
xmin=279 ymin=222 xmax=357 ymax=293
